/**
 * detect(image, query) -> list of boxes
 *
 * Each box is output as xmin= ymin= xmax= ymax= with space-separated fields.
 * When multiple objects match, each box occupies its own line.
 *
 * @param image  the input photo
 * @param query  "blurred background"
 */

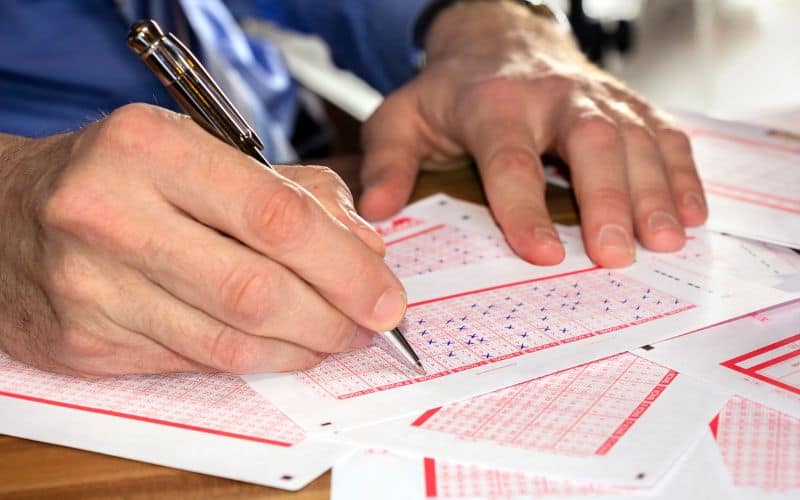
xmin=562 ymin=0 xmax=799 ymax=120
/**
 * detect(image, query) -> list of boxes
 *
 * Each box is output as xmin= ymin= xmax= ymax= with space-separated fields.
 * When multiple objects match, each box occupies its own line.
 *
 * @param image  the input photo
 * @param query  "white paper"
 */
xmin=0 ymin=352 xmax=350 ymax=490
xmin=741 ymin=106 xmax=800 ymax=135
xmin=712 ymin=397 xmax=800 ymax=500
xmin=331 ymin=432 xmax=735 ymax=500
xmin=558 ymin=223 xmax=800 ymax=291
xmin=332 ymin=353 xmax=728 ymax=486
xmin=246 ymin=252 xmax=797 ymax=432
xmin=638 ymin=301 xmax=800 ymax=418
xmin=673 ymin=111 xmax=800 ymax=249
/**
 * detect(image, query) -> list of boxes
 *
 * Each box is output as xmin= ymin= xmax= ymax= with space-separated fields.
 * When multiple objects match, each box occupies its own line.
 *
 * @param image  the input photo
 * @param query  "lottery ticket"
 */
xmin=639 ymin=300 xmax=800 ymax=418
xmin=0 ymin=352 xmax=350 ymax=490
xmin=380 ymin=193 xmax=586 ymax=279
xmin=673 ymin=111 xmax=800 ymax=248
xmin=335 ymin=353 xmax=727 ymax=485
xmin=557 ymin=224 xmax=800 ymax=291
xmin=713 ymin=397 xmax=800 ymax=500
xmin=330 ymin=432 xmax=734 ymax=500
xmin=245 ymin=253 xmax=797 ymax=432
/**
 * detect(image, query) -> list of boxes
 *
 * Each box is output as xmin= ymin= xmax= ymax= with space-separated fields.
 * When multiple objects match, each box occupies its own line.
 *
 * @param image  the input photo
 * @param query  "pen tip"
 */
xmin=414 ymin=362 xmax=427 ymax=376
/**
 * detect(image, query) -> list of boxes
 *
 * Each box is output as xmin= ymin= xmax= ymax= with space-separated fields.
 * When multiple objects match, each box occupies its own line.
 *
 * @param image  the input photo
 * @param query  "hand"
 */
xmin=359 ymin=0 xmax=707 ymax=268
xmin=0 ymin=104 xmax=405 ymax=377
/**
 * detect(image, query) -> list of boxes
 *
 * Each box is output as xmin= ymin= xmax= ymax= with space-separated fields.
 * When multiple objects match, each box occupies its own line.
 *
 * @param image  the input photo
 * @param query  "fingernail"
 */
xmin=647 ymin=211 xmax=681 ymax=233
xmin=534 ymin=227 xmax=561 ymax=245
xmin=349 ymin=327 xmax=375 ymax=349
xmin=597 ymin=224 xmax=633 ymax=255
xmin=372 ymin=288 xmax=407 ymax=327
xmin=682 ymin=192 xmax=705 ymax=212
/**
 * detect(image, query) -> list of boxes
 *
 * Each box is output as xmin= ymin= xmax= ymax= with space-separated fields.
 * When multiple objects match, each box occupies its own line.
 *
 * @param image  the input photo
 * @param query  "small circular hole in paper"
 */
xmin=281 ymin=475 xmax=294 ymax=481
xmin=320 ymin=422 xmax=332 ymax=426
xmin=636 ymin=473 xmax=646 ymax=480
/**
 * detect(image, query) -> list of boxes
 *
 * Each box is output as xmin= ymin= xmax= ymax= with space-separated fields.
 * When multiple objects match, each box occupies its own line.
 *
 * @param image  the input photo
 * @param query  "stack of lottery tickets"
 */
xmin=1 ymin=113 xmax=800 ymax=499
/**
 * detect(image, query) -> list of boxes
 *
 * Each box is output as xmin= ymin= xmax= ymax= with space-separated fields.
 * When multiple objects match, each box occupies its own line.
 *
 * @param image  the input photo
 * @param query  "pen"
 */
xmin=127 ymin=20 xmax=425 ymax=376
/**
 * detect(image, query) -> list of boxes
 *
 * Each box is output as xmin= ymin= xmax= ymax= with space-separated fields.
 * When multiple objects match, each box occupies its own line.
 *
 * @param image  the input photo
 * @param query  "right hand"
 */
xmin=0 ymin=104 xmax=406 ymax=377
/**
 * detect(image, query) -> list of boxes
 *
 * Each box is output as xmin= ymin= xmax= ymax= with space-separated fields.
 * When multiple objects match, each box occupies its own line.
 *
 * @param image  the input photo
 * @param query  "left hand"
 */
xmin=358 ymin=0 xmax=707 ymax=268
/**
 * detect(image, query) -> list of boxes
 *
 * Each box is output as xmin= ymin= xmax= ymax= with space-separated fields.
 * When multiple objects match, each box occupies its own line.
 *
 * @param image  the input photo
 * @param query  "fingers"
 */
xmin=608 ymin=93 xmax=708 ymax=227
xmin=359 ymin=91 xmax=425 ymax=221
xmin=148 ymin=120 xmax=406 ymax=333
xmin=275 ymin=165 xmax=385 ymax=255
xmin=112 ymin=275 xmax=327 ymax=373
xmin=459 ymin=110 xmax=564 ymax=265
xmin=559 ymin=105 xmax=636 ymax=268
xmin=653 ymin=125 xmax=708 ymax=227
xmin=127 ymin=207 xmax=375 ymax=354
xmin=598 ymin=103 xmax=685 ymax=251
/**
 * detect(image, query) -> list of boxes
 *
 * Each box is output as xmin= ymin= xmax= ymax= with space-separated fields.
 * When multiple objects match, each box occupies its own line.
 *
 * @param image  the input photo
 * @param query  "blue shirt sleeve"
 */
xmin=0 ymin=1 xmax=175 ymax=138
xmin=228 ymin=0 xmax=432 ymax=94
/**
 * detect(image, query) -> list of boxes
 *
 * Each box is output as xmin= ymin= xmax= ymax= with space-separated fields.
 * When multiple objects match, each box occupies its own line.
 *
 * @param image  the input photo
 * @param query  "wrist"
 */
xmin=423 ymin=0 xmax=578 ymax=65
xmin=0 ymin=134 xmax=64 ymax=224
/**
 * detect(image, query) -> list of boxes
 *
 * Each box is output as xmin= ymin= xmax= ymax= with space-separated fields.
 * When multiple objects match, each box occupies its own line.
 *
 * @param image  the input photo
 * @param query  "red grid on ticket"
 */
xmin=422 ymin=457 xmax=630 ymax=499
xmin=0 ymin=352 xmax=304 ymax=447
xmin=715 ymin=397 xmax=800 ymax=492
xmin=689 ymin=129 xmax=800 ymax=215
xmin=384 ymin=224 xmax=514 ymax=278
xmin=412 ymin=353 xmax=678 ymax=456
xmin=299 ymin=267 xmax=693 ymax=399
xmin=720 ymin=332 xmax=800 ymax=396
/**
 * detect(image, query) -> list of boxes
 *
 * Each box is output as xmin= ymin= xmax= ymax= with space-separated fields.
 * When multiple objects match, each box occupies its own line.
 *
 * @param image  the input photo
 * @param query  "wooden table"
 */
xmin=0 ymin=161 xmax=579 ymax=500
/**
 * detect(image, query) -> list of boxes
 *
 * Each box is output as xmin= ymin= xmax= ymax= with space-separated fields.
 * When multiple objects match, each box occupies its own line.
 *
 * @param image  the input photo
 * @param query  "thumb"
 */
xmin=358 ymin=93 xmax=424 ymax=221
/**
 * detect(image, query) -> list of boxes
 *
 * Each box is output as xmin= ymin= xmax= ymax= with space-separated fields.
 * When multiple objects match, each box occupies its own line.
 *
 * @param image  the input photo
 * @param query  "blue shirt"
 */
xmin=0 ymin=0 xmax=430 ymax=160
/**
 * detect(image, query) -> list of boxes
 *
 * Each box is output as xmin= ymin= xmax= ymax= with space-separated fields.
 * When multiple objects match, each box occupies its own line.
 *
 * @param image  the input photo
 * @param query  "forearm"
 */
xmin=0 ymin=133 xmax=63 ymax=359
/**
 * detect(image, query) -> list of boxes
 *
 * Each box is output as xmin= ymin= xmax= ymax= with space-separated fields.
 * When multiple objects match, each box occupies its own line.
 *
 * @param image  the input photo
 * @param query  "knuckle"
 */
xmin=569 ymin=115 xmax=620 ymax=149
xmin=218 ymin=265 xmax=273 ymax=328
xmin=455 ymin=78 xmax=526 ymax=114
xmin=207 ymin=326 xmax=259 ymax=373
xmin=535 ymin=73 xmax=578 ymax=96
xmin=276 ymin=350 xmax=326 ymax=372
xmin=57 ymin=325 xmax=110 ymax=361
xmin=309 ymin=165 xmax=355 ymax=206
xmin=295 ymin=351 xmax=327 ymax=371
xmin=38 ymin=176 xmax=108 ymax=237
xmin=345 ymin=253 xmax=381 ymax=300
xmin=669 ymin=166 xmax=703 ymax=190
xmin=586 ymin=186 xmax=631 ymax=213
xmin=93 ymin=103 xmax=165 ymax=155
xmin=45 ymin=254 xmax=97 ymax=305
xmin=488 ymin=148 xmax=536 ymax=172
xmin=657 ymin=127 xmax=693 ymax=154
xmin=313 ymin=165 xmax=348 ymax=188
xmin=245 ymin=182 xmax=312 ymax=252
xmin=486 ymin=147 xmax=545 ymax=183
xmin=633 ymin=187 xmax=675 ymax=212
xmin=319 ymin=316 xmax=357 ymax=353
xmin=618 ymin=122 xmax=654 ymax=143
